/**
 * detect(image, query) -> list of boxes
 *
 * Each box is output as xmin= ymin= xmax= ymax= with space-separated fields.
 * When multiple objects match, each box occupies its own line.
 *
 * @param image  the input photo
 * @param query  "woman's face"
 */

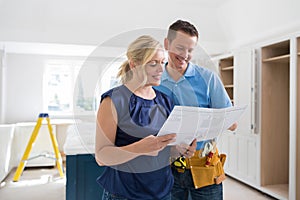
xmin=144 ymin=49 xmax=166 ymax=86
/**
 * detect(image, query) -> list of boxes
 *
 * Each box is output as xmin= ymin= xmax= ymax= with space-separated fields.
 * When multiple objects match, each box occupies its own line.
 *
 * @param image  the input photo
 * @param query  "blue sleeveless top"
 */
xmin=96 ymin=85 xmax=174 ymax=200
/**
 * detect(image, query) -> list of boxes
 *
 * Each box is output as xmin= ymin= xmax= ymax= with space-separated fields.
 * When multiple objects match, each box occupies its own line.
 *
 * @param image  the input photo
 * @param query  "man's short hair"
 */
xmin=167 ymin=19 xmax=199 ymax=42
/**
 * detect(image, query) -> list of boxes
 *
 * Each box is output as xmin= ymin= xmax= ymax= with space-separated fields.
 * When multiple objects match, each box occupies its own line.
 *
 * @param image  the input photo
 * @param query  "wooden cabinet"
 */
xmin=219 ymin=56 xmax=234 ymax=104
xmin=258 ymin=36 xmax=300 ymax=199
xmin=260 ymin=40 xmax=290 ymax=199
xmin=214 ymin=34 xmax=300 ymax=200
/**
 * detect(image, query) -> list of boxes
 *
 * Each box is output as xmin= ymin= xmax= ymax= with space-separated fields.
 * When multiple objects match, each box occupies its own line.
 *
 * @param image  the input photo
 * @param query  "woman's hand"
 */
xmin=134 ymin=133 xmax=176 ymax=156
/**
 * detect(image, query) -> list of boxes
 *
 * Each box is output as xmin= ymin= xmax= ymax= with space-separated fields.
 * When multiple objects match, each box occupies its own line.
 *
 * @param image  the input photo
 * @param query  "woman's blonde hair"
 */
xmin=117 ymin=35 xmax=162 ymax=84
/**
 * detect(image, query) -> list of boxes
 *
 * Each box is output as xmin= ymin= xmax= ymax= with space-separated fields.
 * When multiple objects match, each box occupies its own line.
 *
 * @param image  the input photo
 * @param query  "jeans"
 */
xmin=102 ymin=189 xmax=171 ymax=200
xmin=171 ymin=168 xmax=223 ymax=200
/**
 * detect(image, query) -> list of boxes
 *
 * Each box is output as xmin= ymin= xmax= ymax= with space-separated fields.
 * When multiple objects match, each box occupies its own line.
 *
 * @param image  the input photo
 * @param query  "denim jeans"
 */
xmin=102 ymin=189 xmax=171 ymax=200
xmin=102 ymin=190 xmax=127 ymax=200
xmin=171 ymin=168 xmax=223 ymax=200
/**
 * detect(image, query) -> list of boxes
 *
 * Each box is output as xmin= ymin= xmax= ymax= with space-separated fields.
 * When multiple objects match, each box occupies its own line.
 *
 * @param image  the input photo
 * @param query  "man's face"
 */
xmin=165 ymin=31 xmax=197 ymax=74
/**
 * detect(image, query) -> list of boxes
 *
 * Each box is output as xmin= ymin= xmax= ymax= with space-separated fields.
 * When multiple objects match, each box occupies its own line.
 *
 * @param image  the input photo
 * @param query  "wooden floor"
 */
xmin=0 ymin=167 xmax=276 ymax=200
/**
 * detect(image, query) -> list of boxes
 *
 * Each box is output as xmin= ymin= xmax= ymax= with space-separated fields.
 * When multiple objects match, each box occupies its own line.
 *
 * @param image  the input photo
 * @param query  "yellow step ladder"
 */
xmin=13 ymin=113 xmax=64 ymax=182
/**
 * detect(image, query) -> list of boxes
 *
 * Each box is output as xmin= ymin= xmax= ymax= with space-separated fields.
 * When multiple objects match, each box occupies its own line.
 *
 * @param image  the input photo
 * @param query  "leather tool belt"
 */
xmin=186 ymin=149 xmax=226 ymax=189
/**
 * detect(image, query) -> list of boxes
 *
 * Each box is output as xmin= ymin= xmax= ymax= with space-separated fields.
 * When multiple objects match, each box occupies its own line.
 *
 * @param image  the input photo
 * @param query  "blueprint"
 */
xmin=157 ymin=105 xmax=247 ymax=145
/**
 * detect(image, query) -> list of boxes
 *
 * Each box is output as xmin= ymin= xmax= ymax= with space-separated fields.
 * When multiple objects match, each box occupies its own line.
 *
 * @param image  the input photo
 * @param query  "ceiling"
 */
xmin=0 ymin=0 xmax=299 ymax=56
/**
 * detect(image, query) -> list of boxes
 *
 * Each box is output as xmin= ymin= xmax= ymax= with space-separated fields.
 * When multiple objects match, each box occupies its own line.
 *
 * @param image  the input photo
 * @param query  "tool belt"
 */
xmin=172 ymin=148 xmax=226 ymax=189
xmin=189 ymin=149 xmax=226 ymax=189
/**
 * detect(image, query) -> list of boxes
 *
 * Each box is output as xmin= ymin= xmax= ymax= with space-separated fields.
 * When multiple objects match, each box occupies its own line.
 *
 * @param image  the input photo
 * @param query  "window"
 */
xmin=43 ymin=60 xmax=82 ymax=114
xmin=44 ymin=58 xmax=124 ymax=115
xmin=99 ymin=61 xmax=121 ymax=93
xmin=94 ymin=60 xmax=122 ymax=110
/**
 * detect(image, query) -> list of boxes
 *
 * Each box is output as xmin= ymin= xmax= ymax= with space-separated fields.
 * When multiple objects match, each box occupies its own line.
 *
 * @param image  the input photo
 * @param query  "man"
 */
xmin=155 ymin=19 xmax=237 ymax=200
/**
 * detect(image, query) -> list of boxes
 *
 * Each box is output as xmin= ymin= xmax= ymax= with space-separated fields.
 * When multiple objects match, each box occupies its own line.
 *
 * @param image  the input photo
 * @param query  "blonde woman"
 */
xmin=95 ymin=35 xmax=194 ymax=200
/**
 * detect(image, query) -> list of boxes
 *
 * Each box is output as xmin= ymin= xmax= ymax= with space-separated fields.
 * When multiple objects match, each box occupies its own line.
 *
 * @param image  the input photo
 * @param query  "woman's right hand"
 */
xmin=134 ymin=133 xmax=176 ymax=156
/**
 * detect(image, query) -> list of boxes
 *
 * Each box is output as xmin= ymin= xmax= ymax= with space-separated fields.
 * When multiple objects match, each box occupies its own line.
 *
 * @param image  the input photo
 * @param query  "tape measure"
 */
xmin=172 ymin=156 xmax=187 ymax=173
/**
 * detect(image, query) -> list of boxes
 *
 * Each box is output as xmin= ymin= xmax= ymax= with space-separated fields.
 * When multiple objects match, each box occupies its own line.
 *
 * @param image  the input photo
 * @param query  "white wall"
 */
xmin=216 ymin=0 xmax=300 ymax=49
xmin=1 ymin=0 xmax=299 ymax=52
xmin=1 ymin=0 xmax=300 ymax=123
xmin=3 ymin=47 xmax=123 ymax=123
xmin=5 ymin=54 xmax=53 ymax=122
xmin=4 ymin=53 xmax=102 ymax=123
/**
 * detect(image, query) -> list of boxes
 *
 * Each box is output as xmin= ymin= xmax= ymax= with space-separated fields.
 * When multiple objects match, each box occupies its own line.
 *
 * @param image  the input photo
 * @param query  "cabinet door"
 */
xmin=221 ymin=133 xmax=258 ymax=186
xmin=216 ymin=50 xmax=259 ymax=186
xmin=66 ymin=154 xmax=105 ymax=200
xmin=234 ymin=49 xmax=256 ymax=135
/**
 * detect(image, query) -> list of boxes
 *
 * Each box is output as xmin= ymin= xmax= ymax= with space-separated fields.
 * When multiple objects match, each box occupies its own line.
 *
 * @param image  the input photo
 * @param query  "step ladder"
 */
xmin=13 ymin=113 xmax=64 ymax=182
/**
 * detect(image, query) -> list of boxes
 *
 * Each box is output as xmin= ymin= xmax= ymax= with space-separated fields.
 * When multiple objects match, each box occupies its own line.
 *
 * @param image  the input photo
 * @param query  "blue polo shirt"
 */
xmin=155 ymin=62 xmax=232 ymax=149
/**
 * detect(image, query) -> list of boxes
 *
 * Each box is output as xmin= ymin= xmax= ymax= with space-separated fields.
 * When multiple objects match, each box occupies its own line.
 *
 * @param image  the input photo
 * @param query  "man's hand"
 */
xmin=228 ymin=122 xmax=238 ymax=131
xmin=176 ymin=139 xmax=197 ymax=158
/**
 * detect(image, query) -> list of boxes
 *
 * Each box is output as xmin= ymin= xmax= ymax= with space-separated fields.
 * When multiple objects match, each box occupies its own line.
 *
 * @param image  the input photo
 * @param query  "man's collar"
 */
xmin=184 ymin=63 xmax=195 ymax=77
xmin=162 ymin=62 xmax=195 ymax=81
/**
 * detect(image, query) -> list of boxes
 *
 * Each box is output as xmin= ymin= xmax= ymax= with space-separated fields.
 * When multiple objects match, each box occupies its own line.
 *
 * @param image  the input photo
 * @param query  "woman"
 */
xmin=95 ymin=35 xmax=181 ymax=200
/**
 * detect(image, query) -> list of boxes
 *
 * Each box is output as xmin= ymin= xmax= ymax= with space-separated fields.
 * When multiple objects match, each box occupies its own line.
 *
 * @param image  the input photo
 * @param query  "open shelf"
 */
xmin=261 ymin=40 xmax=290 ymax=60
xmin=219 ymin=56 xmax=234 ymax=104
xmin=262 ymin=54 xmax=290 ymax=63
xmin=221 ymin=66 xmax=234 ymax=71
xmin=224 ymin=84 xmax=234 ymax=88
xmin=261 ymin=184 xmax=288 ymax=200
xmin=261 ymin=40 xmax=290 ymax=199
